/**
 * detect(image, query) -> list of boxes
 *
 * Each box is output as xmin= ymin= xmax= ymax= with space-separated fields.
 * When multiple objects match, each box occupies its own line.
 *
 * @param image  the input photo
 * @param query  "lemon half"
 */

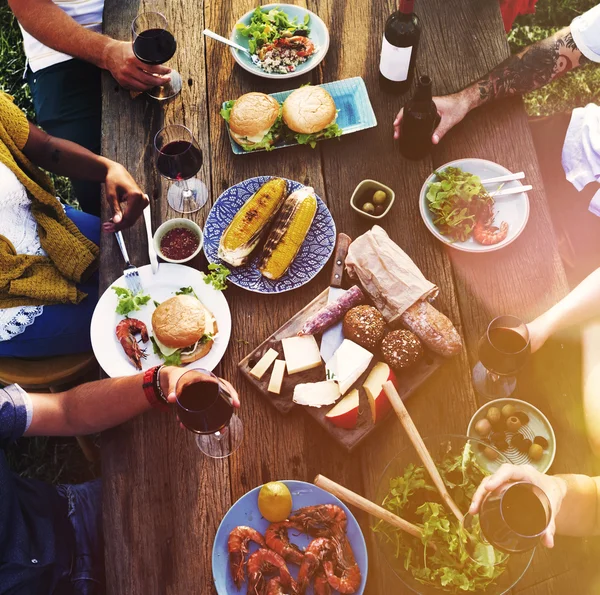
xmin=258 ymin=482 xmax=293 ymax=523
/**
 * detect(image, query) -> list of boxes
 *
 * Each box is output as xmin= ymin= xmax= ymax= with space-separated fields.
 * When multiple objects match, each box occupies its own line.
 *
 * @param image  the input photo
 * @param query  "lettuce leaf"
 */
xmin=237 ymin=113 xmax=283 ymax=152
xmin=113 ymin=286 xmax=151 ymax=316
xmin=294 ymin=122 xmax=343 ymax=149
xmin=150 ymin=337 xmax=183 ymax=366
xmin=220 ymin=100 xmax=235 ymax=122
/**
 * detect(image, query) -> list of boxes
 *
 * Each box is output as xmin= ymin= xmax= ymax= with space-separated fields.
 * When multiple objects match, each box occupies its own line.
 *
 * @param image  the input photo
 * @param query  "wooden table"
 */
xmin=100 ymin=0 xmax=600 ymax=593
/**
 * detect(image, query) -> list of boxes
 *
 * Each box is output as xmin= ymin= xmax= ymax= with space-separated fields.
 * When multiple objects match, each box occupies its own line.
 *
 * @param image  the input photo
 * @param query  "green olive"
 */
xmin=501 ymin=404 xmax=516 ymax=419
xmin=362 ymin=202 xmax=375 ymax=214
xmin=373 ymin=190 xmax=387 ymax=205
xmin=506 ymin=416 xmax=522 ymax=432
xmin=486 ymin=407 xmax=502 ymax=425
xmin=528 ymin=443 xmax=544 ymax=461
xmin=474 ymin=418 xmax=492 ymax=437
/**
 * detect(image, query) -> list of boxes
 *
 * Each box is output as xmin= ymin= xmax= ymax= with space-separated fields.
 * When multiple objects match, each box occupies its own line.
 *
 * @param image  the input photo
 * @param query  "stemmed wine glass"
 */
xmin=132 ymin=12 xmax=182 ymax=100
xmin=175 ymin=369 xmax=243 ymax=458
xmin=472 ymin=315 xmax=531 ymax=400
xmin=154 ymin=124 xmax=208 ymax=213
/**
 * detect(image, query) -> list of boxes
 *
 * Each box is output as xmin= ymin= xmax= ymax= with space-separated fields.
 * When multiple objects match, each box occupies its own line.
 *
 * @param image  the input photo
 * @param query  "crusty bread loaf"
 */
xmin=400 ymin=300 xmax=462 ymax=357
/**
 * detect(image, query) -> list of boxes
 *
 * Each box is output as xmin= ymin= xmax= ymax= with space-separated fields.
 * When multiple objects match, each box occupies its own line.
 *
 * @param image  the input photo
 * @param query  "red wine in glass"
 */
xmin=479 ymin=482 xmax=551 ymax=554
xmin=133 ymin=28 xmax=177 ymax=65
xmin=154 ymin=125 xmax=208 ymax=213
xmin=175 ymin=369 xmax=243 ymax=458
xmin=131 ymin=12 xmax=181 ymax=100
xmin=473 ymin=315 xmax=531 ymax=400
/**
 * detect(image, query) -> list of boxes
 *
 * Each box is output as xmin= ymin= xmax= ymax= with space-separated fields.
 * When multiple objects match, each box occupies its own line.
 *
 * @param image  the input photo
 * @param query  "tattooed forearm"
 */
xmin=473 ymin=27 xmax=587 ymax=106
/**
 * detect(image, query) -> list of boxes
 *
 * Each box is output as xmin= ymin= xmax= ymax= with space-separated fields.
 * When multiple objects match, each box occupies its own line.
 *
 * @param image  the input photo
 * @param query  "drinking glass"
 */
xmin=132 ymin=11 xmax=182 ymax=100
xmin=175 ymin=369 xmax=243 ymax=458
xmin=154 ymin=124 xmax=208 ymax=213
xmin=472 ymin=315 xmax=531 ymax=400
xmin=462 ymin=481 xmax=551 ymax=559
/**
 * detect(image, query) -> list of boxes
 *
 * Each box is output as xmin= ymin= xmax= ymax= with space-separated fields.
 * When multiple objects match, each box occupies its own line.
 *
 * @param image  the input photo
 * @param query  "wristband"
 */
xmin=143 ymin=366 xmax=169 ymax=412
xmin=152 ymin=364 xmax=169 ymax=406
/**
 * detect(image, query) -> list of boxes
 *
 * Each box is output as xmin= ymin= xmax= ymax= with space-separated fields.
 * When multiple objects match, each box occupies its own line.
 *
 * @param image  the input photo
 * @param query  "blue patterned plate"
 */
xmin=229 ymin=4 xmax=329 ymax=80
xmin=224 ymin=77 xmax=378 ymax=155
xmin=212 ymin=480 xmax=368 ymax=595
xmin=203 ymin=176 xmax=336 ymax=293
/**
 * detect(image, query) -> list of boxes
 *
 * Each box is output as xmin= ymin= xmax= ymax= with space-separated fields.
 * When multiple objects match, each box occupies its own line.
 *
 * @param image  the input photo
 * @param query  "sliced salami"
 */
xmin=298 ymin=285 xmax=365 ymax=336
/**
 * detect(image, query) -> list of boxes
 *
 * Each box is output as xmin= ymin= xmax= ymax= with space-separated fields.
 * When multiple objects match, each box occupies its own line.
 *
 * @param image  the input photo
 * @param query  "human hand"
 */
xmin=162 ymin=367 xmax=241 ymax=408
xmin=102 ymin=163 xmax=148 ymax=232
xmin=393 ymin=91 xmax=472 ymax=144
xmin=103 ymin=40 xmax=171 ymax=91
xmin=527 ymin=317 xmax=552 ymax=354
xmin=470 ymin=464 xmax=567 ymax=548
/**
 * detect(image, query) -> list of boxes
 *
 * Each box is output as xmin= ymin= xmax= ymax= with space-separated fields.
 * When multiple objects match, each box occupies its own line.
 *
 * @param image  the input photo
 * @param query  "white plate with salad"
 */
xmin=230 ymin=4 xmax=329 ymax=79
xmin=419 ymin=158 xmax=530 ymax=253
xmin=90 ymin=264 xmax=231 ymax=378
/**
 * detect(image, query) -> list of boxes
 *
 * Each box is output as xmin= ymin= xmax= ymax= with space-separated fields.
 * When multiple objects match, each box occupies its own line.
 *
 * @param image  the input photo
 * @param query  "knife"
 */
xmin=142 ymin=195 xmax=159 ymax=274
xmin=320 ymin=233 xmax=352 ymax=363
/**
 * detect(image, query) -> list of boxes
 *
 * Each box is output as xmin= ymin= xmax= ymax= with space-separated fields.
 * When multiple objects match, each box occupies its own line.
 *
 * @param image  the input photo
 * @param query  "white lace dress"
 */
xmin=0 ymin=161 xmax=45 ymax=341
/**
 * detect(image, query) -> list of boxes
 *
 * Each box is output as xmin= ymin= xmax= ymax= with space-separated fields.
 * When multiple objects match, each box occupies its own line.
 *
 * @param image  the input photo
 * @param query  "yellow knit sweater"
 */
xmin=0 ymin=92 xmax=99 ymax=308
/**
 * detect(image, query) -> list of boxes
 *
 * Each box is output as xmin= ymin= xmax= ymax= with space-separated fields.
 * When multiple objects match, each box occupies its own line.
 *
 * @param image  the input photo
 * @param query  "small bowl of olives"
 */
xmin=350 ymin=179 xmax=395 ymax=221
xmin=467 ymin=397 xmax=556 ymax=474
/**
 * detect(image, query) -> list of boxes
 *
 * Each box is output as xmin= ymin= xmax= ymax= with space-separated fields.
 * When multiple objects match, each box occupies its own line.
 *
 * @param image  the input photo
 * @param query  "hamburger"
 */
xmin=220 ymin=92 xmax=282 ymax=151
xmin=282 ymin=85 xmax=342 ymax=148
xmin=151 ymin=294 xmax=218 ymax=366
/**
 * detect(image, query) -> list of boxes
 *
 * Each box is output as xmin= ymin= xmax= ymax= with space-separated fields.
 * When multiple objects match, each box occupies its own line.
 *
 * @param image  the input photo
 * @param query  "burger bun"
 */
xmin=229 ymin=92 xmax=281 ymax=147
xmin=282 ymin=86 xmax=337 ymax=134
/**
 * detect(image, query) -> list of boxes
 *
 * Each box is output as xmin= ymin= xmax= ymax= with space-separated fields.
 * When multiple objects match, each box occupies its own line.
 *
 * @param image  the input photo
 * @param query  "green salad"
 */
xmin=236 ymin=6 xmax=311 ymax=54
xmin=373 ymin=444 xmax=508 ymax=593
xmin=293 ymin=119 xmax=342 ymax=149
xmin=426 ymin=167 xmax=494 ymax=242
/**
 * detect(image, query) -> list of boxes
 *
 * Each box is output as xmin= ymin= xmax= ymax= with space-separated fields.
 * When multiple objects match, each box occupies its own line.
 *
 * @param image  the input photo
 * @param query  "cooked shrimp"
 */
xmin=228 ymin=526 xmax=266 ymax=589
xmin=296 ymin=538 xmax=334 ymax=595
xmin=323 ymin=536 xmax=361 ymax=594
xmin=265 ymin=521 xmax=304 ymax=565
xmin=276 ymin=35 xmax=315 ymax=57
xmin=265 ymin=576 xmax=296 ymax=595
xmin=314 ymin=569 xmax=332 ymax=595
xmin=289 ymin=504 xmax=347 ymax=538
xmin=473 ymin=202 xmax=508 ymax=246
xmin=116 ymin=318 xmax=148 ymax=370
xmin=247 ymin=549 xmax=295 ymax=595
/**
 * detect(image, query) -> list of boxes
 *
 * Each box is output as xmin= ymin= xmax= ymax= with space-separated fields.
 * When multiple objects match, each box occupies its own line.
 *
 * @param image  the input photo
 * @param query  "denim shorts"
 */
xmin=56 ymin=479 xmax=105 ymax=595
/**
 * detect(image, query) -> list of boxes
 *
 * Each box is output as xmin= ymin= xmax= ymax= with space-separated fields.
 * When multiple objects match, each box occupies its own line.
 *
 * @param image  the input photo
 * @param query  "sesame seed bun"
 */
xmin=282 ymin=86 xmax=337 ymax=134
xmin=229 ymin=92 xmax=281 ymax=147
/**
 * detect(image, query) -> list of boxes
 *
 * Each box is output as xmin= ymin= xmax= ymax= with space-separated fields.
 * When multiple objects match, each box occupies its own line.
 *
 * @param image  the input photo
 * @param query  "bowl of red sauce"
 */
xmin=153 ymin=218 xmax=203 ymax=263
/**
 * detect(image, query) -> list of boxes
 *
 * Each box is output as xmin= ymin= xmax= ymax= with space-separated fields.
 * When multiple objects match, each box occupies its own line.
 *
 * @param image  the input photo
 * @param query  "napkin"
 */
xmin=345 ymin=226 xmax=438 ymax=326
xmin=562 ymin=103 xmax=600 ymax=217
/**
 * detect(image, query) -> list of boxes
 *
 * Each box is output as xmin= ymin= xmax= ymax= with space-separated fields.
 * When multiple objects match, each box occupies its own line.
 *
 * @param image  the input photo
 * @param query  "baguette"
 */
xmin=400 ymin=300 xmax=462 ymax=357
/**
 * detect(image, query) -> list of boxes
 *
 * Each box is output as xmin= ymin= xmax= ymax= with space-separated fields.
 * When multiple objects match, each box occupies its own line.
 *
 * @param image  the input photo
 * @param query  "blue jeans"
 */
xmin=56 ymin=479 xmax=104 ymax=595
xmin=0 ymin=205 xmax=99 ymax=357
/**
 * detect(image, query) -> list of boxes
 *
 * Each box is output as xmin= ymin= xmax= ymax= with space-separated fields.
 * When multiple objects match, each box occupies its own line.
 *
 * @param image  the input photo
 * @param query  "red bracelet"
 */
xmin=143 ymin=366 xmax=169 ymax=412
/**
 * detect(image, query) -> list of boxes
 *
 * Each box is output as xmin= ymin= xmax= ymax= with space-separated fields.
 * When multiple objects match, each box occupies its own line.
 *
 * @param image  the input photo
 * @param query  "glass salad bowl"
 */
xmin=373 ymin=435 xmax=535 ymax=595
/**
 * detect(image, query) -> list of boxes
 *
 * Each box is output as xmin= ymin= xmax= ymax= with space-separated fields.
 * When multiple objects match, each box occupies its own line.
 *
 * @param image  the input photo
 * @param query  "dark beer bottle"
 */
xmin=399 ymin=75 xmax=441 ymax=160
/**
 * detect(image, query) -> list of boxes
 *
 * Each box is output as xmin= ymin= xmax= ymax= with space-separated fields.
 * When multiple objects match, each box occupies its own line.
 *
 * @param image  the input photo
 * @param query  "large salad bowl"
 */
xmin=373 ymin=435 xmax=535 ymax=595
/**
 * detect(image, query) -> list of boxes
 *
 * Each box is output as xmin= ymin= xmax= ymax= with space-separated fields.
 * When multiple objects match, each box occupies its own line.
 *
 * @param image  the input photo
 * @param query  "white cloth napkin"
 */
xmin=562 ymin=103 xmax=600 ymax=216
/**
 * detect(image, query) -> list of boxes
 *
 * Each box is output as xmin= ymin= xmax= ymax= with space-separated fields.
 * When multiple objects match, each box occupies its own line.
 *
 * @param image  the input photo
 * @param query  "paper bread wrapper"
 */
xmin=345 ymin=226 xmax=438 ymax=325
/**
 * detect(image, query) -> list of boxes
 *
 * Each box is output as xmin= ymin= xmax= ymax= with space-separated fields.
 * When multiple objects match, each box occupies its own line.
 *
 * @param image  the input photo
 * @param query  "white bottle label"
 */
xmin=379 ymin=36 xmax=413 ymax=82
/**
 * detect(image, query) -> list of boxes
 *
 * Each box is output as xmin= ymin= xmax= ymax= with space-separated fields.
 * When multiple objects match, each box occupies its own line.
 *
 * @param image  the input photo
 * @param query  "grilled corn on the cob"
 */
xmin=218 ymin=177 xmax=288 ymax=266
xmin=258 ymin=186 xmax=317 ymax=280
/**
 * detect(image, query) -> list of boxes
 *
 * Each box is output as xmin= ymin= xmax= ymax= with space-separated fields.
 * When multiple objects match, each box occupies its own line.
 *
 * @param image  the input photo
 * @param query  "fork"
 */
xmin=115 ymin=231 xmax=143 ymax=294
xmin=202 ymin=29 xmax=261 ymax=65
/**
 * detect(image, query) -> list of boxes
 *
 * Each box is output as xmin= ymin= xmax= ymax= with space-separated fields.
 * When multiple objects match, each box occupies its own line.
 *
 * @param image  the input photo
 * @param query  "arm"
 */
xmin=8 ymin=0 xmax=170 ymax=91
xmin=393 ymin=26 xmax=589 ymax=141
xmin=527 ymin=267 xmax=600 ymax=352
xmin=24 ymin=122 xmax=148 ymax=230
xmin=470 ymin=464 xmax=600 ymax=547
xmin=25 ymin=367 xmax=240 ymax=436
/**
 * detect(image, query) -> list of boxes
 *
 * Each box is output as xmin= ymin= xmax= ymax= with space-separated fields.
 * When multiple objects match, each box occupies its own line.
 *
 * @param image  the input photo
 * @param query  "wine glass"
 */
xmin=175 ymin=369 xmax=243 ymax=458
xmin=154 ymin=124 xmax=208 ymax=213
xmin=462 ymin=481 xmax=551 ymax=561
xmin=472 ymin=315 xmax=531 ymax=400
xmin=132 ymin=11 xmax=182 ymax=100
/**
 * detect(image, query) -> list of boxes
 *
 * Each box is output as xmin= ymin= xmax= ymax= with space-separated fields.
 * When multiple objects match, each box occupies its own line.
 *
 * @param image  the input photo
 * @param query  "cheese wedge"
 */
xmin=328 ymin=339 xmax=373 ymax=395
xmin=293 ymin=380 xmax=340 ymax=407
xmin=249 ymin=348 xmax=279 ymax=380
xmin=281 ymin=335 xmax=321 ymax=374
xmin=268 ymin=360 xmax=286 ymax=394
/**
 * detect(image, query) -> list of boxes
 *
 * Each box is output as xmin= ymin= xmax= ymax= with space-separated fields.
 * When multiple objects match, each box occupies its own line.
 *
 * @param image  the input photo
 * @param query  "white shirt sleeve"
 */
xmin=571 ymin=4 xmax=600 ymax=63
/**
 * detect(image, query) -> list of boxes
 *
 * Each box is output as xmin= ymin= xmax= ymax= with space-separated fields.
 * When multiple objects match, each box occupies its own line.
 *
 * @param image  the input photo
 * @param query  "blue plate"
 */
xmin=212 ymin=480 xmax=368 ymax=595
xmin=203 ymin=176 xmax=336 ymax=294
xmin=230 ymin=4 xmax=330 ymax=79
xmin=224 ymin=77 xmax=378 ymax=155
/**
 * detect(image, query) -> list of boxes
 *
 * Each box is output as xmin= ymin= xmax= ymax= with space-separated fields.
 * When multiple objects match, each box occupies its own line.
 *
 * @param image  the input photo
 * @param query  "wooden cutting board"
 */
xmin=238 ymin=289 xmax=446 ymax=451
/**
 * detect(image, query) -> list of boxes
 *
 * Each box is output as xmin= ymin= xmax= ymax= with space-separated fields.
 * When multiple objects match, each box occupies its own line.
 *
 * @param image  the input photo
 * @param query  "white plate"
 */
xmin=419 ymin=158 xmax=530 ymax=253
xmin=467 ymin=398 xmax=556 ymax=474
xmin=90 ymin=264 xmax=231 ymax=378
